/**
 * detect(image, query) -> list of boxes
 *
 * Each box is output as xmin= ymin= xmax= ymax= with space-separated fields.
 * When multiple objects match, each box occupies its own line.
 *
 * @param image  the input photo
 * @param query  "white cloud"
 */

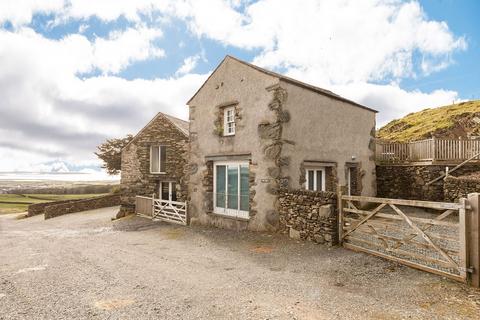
xmin=176 ymin=55 xmax=200 ymax=76
xmin=0 ymin=27 xmax=205 ymax=172
xmin=167 ymin=0 xmax=467 ymax=123
xmin=92 ymin=27 xmax=165 ymax=74
xmin=0 ymin=0 xmax=64 ymax=27
xmin=0 ymin=0 xmax=470 ymax=172
xmin=61 ymin=0 xmax=168 ymax=22
xmin=330 ymin=82 xmax=459 ymax=126
xmin=235 ymin=0 xmax=465 ymax=84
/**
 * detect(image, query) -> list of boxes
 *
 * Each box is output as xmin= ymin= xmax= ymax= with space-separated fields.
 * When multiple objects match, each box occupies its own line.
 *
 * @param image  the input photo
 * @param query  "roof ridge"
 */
xmin=122 ymin=111 xmax=189 ymax=150
xmin=188 ymin=55 xmax=377 ymax=113
xmin=158 ymin=112 xmax=189 ymax=137
xmin=159 ymin=111 xmax=189 ymax=125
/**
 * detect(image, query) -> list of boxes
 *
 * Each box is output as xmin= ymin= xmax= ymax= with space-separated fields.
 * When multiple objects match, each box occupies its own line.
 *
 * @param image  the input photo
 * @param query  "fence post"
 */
xmin=431 ymin=136 xmax=436 ymax=161
xmin=152 ymin=193 xmax=155 ymax=216
xmin=337 ymin=185 xmax=344 ymax=245
xmin=467 ymin=193 xmax=480 ymax=287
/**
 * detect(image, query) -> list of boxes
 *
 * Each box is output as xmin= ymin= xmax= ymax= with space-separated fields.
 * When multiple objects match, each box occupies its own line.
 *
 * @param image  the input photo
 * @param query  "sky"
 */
xmin=0 ymin=0 xmax=478 ymax=177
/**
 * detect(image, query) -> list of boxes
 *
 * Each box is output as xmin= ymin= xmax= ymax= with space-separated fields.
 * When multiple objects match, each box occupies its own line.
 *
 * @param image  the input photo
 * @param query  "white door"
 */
xmin=159 ymin=182 xmax=177 ymax=201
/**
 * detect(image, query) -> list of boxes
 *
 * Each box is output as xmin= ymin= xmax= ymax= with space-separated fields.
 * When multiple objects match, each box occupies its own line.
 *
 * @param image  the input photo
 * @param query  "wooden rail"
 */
xmin=376 ymin=138 xmax=480 ymax=163
xmin=339 ymin=192 xmax=469 ymax=282
xmin=135 ymin=196 xmax=188 ymax=225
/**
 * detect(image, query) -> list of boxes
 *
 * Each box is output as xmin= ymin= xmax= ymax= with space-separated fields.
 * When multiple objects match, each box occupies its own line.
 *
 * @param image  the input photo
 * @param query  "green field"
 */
xmin=0 ymin=194 xmax=108 ymax=214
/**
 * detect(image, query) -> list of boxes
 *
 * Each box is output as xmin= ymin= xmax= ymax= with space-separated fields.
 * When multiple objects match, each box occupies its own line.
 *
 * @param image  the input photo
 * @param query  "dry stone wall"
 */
xmin=44 ymin=195 xmax=120 ymax=219
xmin=28 ymin=199 xmax=79 ymax=217
xmin=278 ymin=189 xmax=338 ymax=246
xmin=444 ymin=173 xmax=480 ymax=201
xmin=376 ymin=164 xmax=480 ymax=201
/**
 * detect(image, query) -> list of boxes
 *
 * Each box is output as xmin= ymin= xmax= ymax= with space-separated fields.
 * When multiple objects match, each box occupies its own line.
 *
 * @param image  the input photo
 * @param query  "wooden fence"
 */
xmin=376 ymin=138 xmax=480 ymax=163
xmin=135 ymin=196 xmax=153 ymax=216
xmin=338 ymin=190 xmax=480 ymax=287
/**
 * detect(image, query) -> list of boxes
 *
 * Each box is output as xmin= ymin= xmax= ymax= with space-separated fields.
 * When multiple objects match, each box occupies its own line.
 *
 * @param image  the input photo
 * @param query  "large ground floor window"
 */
xmin=214 ymin=161 xmax=249 ymax=219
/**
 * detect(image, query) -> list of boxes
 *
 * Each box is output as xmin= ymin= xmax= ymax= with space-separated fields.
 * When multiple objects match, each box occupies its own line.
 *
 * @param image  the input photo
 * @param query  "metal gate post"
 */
xmin=467 ymin=193 xmax=480 ymax=287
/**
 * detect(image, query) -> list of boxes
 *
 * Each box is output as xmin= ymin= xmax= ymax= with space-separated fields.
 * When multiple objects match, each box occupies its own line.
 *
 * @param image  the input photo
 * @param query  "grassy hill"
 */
xmin=377 ymin=100 xmax=480 ymax=142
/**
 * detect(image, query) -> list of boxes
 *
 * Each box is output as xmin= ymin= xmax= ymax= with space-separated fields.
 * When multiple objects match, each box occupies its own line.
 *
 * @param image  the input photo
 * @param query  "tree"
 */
xmin=95 ymin=134 xmax=133 ymax=175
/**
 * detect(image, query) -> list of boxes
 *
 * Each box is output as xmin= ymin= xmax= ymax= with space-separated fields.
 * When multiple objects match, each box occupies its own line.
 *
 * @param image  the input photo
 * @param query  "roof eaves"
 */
xmin=226 ymin=55 xmax=378 ymax=113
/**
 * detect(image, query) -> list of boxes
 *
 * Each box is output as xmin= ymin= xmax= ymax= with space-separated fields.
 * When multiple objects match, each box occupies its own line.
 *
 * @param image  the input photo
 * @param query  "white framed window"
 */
xmin=150 ymin=146 xmax=166 ymax=173
xmin=213 ymin=161 xmax=249 ymax=219
xmin=305 ymin=167 xmax=326 ymax=191
xmin=159 ymin=181 xmax=177 ymax=201
xmin=223 ymin=106 xmax=236 ymax=136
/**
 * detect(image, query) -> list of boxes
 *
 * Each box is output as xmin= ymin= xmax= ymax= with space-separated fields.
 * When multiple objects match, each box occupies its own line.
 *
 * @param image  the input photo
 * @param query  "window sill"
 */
xmin=222 ymin=134 xmax=235 ymax=137
xmin=209 ymin=211 xmax=250 ymax=222
xmin=150 ymin=172 xmax=166 ymax=175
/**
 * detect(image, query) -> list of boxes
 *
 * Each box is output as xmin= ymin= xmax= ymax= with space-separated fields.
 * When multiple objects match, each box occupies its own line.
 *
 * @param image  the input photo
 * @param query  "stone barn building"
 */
xmin=118 ymin=112 xmax=189 ymax=217
xmin=186 ymin=55 xmax=377 ymax=231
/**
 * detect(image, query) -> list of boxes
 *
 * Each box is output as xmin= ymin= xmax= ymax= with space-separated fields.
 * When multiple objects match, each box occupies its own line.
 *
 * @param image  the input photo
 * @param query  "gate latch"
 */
xmin=459 ymin=266 xmax=474 ymax=273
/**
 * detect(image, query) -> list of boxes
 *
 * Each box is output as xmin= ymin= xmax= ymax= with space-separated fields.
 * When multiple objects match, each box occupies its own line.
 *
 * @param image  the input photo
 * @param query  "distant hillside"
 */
xmin=377 ymin=100 xmax=480 ymax=142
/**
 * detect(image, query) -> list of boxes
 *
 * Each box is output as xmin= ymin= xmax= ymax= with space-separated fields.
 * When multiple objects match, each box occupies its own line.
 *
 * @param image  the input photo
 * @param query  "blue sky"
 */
xmin=403 ymin=0 xmax=480 ymax=100
xmin=0 ymin=0 xmax=478 ymax=176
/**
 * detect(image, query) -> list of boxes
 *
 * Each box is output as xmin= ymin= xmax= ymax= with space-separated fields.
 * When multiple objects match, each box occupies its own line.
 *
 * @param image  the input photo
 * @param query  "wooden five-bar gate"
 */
xmin=338 ymin=191 xmax=480 ymax=286
xmin=135 ymin=196 xmax=188 ymax=226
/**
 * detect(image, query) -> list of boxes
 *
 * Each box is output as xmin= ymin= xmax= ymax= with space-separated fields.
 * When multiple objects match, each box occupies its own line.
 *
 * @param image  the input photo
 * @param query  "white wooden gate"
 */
xmin=153 ymin=198 xmax=188 ymax=225
xmin=135 ymin=196 xmax=188 ymax=225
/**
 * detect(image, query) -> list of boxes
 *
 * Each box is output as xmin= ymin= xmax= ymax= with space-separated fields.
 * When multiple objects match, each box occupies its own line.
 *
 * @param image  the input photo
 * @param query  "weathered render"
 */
xmin=187 ymin=55 xmax=376 ymax=232
xmin=119 ymin=113 xmax=189 ymax=217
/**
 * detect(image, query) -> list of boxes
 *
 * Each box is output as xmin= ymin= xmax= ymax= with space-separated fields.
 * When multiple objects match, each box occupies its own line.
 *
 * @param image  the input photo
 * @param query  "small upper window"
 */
xmin=305 ymin=167 xmax=325 ymax=192
xmin=224 ymin=106 xmax=236 ymax=136
xmin=151 ymin=146 xmax=166 ymax=173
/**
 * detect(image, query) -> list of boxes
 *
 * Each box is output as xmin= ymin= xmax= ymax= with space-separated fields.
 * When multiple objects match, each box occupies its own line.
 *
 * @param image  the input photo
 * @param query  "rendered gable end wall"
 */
xmin=188 ymin=57 xmax=281 ymax=231
xmin=280 ymin=79 xmax=376 ymax=196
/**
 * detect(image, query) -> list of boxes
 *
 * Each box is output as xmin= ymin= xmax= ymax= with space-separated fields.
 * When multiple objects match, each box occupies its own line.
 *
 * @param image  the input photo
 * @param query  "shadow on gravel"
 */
xmin=112 ymin=215 xmax=162 ymax=232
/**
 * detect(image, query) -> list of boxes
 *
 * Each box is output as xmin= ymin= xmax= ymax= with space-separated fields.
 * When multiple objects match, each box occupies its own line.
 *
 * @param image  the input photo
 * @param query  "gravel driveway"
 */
xmin=1 ymin=207 xmax=479 ymax=319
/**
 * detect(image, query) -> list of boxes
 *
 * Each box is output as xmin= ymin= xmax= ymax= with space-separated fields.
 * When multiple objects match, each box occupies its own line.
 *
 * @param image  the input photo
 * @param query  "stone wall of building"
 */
xmin=444 ymin=173 xmax=480 ymax=201
xmin=376 ymin=164 xmax=480 ymax=201
xmin=44 ymin=195 xmax=120 ymax=219
xmin=119 ymin=114 xmax=189 ymax=217
xmin=278 ymin=188 xmax=337 ymax=246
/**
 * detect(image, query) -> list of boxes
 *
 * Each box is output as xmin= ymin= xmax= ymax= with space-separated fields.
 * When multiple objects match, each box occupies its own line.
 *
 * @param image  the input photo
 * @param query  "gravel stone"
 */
xmin=1 ymin=207 xmax=479 ymax=319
